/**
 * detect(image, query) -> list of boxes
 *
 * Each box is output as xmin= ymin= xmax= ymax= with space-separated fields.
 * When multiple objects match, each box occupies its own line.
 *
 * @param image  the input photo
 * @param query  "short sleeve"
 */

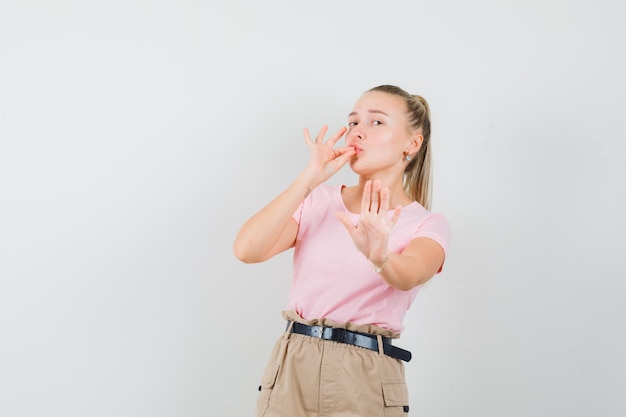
xmin=292 ymin=192 xmax=312 ymax=224
xmin=411 ymin=213 xmax=451 ymax=272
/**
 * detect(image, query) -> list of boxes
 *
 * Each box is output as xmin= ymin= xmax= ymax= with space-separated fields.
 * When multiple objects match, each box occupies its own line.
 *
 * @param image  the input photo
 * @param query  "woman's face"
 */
xmin=345 ymin=91 xmax=413 ymax=175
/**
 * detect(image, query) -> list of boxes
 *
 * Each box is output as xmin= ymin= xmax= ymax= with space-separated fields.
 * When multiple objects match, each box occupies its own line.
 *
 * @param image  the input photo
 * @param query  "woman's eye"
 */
xmin=372 ymin=120 xmax=383 ymax=126
xmin=348 ymin=121 xmax=357 ymax=127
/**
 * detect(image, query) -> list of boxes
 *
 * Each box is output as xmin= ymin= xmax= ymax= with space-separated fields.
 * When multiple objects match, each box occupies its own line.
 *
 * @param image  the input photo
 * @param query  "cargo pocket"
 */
xmin=382 ymin=380 xmax=409 ymax=416
xmin=255 ymin=361 xmax=280 ymax=417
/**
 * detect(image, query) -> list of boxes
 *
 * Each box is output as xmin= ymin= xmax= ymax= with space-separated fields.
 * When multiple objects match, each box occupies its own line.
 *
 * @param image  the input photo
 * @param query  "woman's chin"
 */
xmin=349 ymin=160 xmax=369 ymax=175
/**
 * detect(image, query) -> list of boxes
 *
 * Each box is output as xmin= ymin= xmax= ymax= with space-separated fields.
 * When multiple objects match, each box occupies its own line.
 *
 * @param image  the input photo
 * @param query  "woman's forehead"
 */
xmin=350 ymin=91 xmax=406 ymax=115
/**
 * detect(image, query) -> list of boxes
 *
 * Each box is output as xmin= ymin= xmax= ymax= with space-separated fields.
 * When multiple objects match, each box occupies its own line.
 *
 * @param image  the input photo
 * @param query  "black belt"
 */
xmin=288 ymin=322 xmax=412 ymax=362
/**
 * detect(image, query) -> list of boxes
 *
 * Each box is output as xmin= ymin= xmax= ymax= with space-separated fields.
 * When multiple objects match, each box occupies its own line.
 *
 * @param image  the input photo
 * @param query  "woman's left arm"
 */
xmin=376 ymin=237 xmax=445 ymax=291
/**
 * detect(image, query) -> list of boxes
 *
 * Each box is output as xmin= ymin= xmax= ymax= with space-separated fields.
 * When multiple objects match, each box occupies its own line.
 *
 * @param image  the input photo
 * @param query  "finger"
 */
xmin=303 ymin=128 xmax=313 ymax=146
xmin=361 ymin=180 xmax=372 ymax=213
xmin=379 ymin=186 xmax=390 ymax=215
xmin=325 ymin=148 xmax=355 ymax=176
xmin=333 ymin=147 xmax=356 ymax=167
xmin=326 ymin=126 xmax=348 ymax=148
xmin=315 ymin=125 xmax=328 ymax=144
xmin=370 ymin=180 xmax=381 ymax=213
xmin=333 ymin=146 xmax=355 ymax=155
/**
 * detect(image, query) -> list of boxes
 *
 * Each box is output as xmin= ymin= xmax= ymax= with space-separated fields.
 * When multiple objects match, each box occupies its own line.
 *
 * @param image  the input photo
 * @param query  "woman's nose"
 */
xmin=347 ymin=128 xmax=363 ymax=141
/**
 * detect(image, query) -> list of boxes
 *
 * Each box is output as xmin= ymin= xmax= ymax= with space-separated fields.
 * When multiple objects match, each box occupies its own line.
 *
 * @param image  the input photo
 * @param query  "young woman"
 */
xmin=233 ymin=85 xmax=451 ymax=416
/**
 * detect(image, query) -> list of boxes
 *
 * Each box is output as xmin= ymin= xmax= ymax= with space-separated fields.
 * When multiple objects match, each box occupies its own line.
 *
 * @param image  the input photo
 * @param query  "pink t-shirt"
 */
xmin=288 ymin=184 xmax=451 ymax=333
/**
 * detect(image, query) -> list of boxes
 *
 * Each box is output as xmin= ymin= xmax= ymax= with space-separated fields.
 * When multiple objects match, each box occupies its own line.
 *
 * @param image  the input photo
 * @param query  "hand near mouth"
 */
xmin=303 ymin=125 xmax=356 ymax=187
xmin=349 ymin=144 xmax=363 ymax=155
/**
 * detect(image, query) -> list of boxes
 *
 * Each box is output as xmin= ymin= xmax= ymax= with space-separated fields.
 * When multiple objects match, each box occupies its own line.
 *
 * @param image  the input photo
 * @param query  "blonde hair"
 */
xmin=368 ymin=85 xmax=433 ymax=209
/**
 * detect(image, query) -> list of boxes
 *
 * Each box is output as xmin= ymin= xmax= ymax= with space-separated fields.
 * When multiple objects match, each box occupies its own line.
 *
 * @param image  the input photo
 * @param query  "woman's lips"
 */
xmin=350 ymin=144 xmax=363 ymax=155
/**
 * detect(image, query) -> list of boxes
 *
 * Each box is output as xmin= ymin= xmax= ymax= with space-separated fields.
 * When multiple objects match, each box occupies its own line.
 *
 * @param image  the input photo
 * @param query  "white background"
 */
xmin=1 ymin=1 xmax=624 ymax=416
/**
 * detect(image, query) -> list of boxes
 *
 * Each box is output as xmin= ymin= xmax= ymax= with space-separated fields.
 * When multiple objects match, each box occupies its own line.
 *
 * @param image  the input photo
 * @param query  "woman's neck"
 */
xmin=341 ymin=178 xmax=412 ymax=213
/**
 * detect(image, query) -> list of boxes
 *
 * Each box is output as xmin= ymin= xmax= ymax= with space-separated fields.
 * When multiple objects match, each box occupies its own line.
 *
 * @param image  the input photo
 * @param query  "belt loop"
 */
xmin=377 ymin=335 xmax=384 ymax=356
xmin=284 ymin=321 xmax=295 ymax=340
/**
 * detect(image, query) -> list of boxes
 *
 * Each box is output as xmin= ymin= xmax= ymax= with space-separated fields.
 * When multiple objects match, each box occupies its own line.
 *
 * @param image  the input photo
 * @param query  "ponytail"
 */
xmin=368 ymin=86 xmax=433 ymax=209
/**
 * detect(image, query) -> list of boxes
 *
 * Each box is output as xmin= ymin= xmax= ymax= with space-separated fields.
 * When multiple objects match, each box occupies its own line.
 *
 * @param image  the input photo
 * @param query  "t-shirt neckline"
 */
xmin=336 ymin=184 xmax=419 ymax=217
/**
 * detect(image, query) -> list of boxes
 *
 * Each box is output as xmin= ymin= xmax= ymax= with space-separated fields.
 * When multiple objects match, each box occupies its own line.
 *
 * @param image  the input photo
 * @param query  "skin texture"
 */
xmin=233 ymin=91 xmax=445 ymax=290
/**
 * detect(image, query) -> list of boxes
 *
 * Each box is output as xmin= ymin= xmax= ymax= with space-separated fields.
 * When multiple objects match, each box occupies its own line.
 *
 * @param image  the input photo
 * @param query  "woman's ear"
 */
xmin=408 ymin=134 xmax=424 ymax=156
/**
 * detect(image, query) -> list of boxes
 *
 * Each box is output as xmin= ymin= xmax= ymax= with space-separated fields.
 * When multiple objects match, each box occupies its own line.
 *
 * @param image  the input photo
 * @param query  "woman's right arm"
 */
xmin=233 ymin=126 xmax=355 ymax=263
xmin=232 ymin=171 xmax=315 ymax=263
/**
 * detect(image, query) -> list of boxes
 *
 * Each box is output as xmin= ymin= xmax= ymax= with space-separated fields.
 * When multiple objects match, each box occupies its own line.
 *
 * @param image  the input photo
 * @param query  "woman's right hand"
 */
xmin=303 ymin=125 xmax=356 ymax=187
xmin=233 ymin=125 xmax=355 ymax=263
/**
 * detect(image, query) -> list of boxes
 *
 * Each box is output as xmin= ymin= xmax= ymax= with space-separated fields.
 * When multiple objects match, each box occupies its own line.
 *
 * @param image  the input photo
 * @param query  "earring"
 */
xmin=404 ymin=152 xmax=411 ymax=161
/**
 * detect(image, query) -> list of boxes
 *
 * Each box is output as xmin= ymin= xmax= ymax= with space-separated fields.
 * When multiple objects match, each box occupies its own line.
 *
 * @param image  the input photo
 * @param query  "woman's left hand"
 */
xmin=335 ymin=179 xmax=402 ymax=267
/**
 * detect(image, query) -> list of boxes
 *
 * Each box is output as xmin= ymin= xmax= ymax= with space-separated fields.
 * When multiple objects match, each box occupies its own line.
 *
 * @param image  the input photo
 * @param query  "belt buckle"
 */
xmin=317 ymin=326 xmax=325 ymax=339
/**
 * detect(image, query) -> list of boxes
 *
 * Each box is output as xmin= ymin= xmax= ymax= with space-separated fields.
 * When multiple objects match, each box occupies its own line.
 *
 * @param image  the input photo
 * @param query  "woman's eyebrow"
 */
xmin=348 ymin=109 xmax=390 ymax=117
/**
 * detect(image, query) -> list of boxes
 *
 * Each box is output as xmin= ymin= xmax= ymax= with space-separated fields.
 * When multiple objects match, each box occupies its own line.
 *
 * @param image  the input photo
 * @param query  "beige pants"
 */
xmin=255 ymin=311 xmax=409 ymax=417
